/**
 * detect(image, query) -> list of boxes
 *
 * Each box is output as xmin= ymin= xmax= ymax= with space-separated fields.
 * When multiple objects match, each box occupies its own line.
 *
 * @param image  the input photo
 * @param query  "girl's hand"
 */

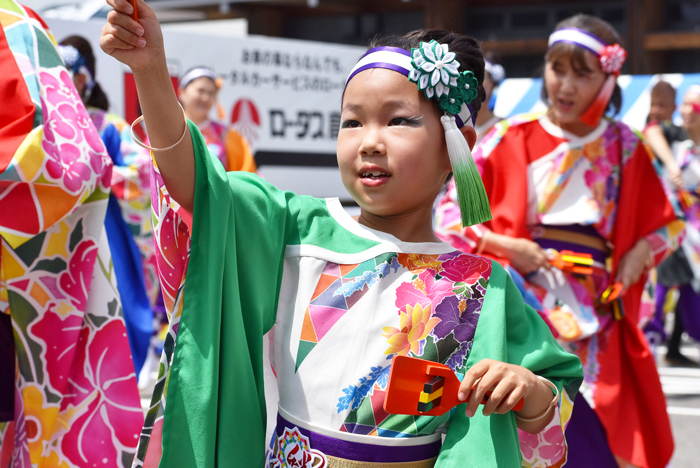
xmin=616 ymin=238 xmax=652 ymax=292
xmin=667 ymin=165 xmax=683 ymax=189
xmin=458 ymin=359 xmax=539 ymax=417
xmin=481 ymin=232 xmax=551 ymax=275
xmin=458 ymin=359 xmax=557 ymax=433
xmin=100 ymin=0 xmax=164 ymax=73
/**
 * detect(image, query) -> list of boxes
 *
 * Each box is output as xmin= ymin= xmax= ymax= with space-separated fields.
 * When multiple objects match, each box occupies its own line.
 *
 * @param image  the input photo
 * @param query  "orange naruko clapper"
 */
xmin=129 ymin=0 xmax=138 ymax=21
xmin=601 ymin=282 xmax=624 ymax=304
xmin=383 ymin=355 xmax=524 ymax=417
xmin=548 ymin=249 xmax=594 ymax=276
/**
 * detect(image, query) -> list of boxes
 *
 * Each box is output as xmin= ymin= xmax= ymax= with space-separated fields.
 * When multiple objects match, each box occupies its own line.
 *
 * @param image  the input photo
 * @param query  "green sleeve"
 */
xmin=436 ymin=261 xmax=583 ymax=467
xmin=158 ymin=122 xmax=304 ymax=467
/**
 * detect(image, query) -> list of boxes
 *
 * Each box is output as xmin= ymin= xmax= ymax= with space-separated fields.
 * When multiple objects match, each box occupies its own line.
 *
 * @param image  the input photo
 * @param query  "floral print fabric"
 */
xmin=0 ymin=3 xmax=142 ymax=466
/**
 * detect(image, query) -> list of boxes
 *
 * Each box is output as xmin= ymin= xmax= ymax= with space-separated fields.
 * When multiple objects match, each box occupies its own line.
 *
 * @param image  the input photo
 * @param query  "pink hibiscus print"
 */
xmin=42 ymin=140 xmax=92 ymax=194
xmin=48 ymin=107 xmax=78 ymax=141
xmin=440 ymin=255 xmax=491 ymax=285
xmin=59 ymin=239 xmax=98 ymax=312
xmin=538 ymin=424 xmax=566 ymax=462
xmin=394 ymin=268 xmax=452 ymax=315
xmin=40 ymin=70 xmax=79 ymax=107
xmin=31 ymin=307 xmax=84 ymax=396
xmin=60 ymin=321 xmax=143 ymax=467
xmin=518 ymin=430 xmax=541 ymax=461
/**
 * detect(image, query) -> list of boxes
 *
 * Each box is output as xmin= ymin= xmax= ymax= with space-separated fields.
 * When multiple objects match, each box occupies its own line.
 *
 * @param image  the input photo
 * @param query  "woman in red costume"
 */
xmin=436 ymin=14 xmax=682 ymax=468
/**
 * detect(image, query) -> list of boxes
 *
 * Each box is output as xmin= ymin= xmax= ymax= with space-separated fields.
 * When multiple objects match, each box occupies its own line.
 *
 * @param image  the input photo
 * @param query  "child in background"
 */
xmin=435 ymin=14 xmax=681 ymax=468
xmin=100 ymin=0 xmax=582 ymax=466
xmin=178 ymin=66 xmax=257 ymax=173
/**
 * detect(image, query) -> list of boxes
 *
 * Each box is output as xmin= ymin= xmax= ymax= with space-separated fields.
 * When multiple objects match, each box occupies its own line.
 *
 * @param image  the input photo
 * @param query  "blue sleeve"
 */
xmin=101 ymin=123 xmax=124 ymax=166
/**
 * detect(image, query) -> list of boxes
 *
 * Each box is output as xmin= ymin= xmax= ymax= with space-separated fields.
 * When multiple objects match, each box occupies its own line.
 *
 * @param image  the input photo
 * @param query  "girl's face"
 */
xmin=680 ymin=92 xmax=700 ymax=133
xmin=337 ymin=68 xmax=452 ymax=219
xmin=179 ymin=77 xmax=217 ymax=122
xmin=544 ymin=50 xmax=607 ymax=127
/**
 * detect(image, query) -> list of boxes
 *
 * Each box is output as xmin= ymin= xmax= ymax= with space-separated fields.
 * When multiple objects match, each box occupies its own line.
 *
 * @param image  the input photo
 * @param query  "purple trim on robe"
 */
xmin=276 ymin=413 xmax=441 ymax=463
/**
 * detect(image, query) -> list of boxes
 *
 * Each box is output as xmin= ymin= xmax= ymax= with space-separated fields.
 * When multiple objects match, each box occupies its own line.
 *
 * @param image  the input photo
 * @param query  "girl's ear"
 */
xmin=460 ymin=126 xmax=477 ymax=150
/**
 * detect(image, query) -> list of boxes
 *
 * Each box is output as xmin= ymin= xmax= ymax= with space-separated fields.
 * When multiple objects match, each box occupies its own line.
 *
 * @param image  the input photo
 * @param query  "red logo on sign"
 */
xmin=230 ymin=98 xmax=261 ymax=143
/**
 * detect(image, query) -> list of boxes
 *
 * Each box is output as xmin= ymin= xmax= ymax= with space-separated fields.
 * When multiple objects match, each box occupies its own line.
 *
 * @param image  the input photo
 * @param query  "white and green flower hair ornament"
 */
xmin=408 ymin=40 xmax=479 ymax=116
xmin=345 ymin=41 xmax=491 ymax=226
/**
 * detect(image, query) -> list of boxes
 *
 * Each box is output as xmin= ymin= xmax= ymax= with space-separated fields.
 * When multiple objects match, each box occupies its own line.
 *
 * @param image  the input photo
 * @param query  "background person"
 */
xmin=435 ymin=14 xmax=681 ymax=468
xmin=178 ymin=66 xmax=257 ymax=173
xmin=646 ymin=85 xmax=700 ymax=367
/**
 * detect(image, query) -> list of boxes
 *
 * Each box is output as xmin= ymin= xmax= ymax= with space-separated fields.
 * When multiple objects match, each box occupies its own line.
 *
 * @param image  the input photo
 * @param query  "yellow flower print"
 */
xmin=23 ymin=384 xmax=60 ymax=464
xmin=382 ymin=303 xmax=441 ymax=356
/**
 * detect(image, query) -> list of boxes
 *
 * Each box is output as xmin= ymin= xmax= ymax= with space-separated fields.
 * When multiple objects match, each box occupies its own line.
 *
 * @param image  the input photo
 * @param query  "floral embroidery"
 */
xmin=382 ymin=303 xmax=441 ymax=356
xmin=337 ymin=253 xmax=492 ymax=437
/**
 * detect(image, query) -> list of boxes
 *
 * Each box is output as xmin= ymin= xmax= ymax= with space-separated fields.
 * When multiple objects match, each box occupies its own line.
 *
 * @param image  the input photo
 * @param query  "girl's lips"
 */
xmin=360 ymin=175 xmax=391 ymax=187
xmin=557 ymin=99 xmax=574 ymax=113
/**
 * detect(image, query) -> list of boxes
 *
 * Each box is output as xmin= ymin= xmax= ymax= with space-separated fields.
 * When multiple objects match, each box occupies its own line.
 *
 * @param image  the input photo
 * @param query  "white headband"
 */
xmin=180 ymin=68 xmax=218 ymax=90
xmin=548 ymin=28 xmax=607 ymax=57
xmin=345 ymin=46 xmax=475 ymax=128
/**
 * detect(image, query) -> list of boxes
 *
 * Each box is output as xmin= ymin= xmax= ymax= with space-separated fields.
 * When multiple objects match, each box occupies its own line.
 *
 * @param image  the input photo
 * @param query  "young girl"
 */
xmin=178 ymin=66 xmax=257 ymax=173
xmin=100 ymin=0 xmax=582 ymax=466
xmin=435 ymin=14 xmax=681 ymax=468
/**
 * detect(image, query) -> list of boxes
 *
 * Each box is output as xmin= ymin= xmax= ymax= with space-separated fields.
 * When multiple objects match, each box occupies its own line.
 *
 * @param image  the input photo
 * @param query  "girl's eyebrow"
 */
xmin=342 ymin=100 xmax=416 ymax=114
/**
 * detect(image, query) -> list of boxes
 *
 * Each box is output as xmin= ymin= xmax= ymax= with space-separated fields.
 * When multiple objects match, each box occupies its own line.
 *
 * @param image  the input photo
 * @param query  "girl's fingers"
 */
xmin=100 ymin=27 xmax=135 ymax=52
xmin=136 ymin=0 xmax=157 ymax=18
xmin=482 ymin=378 xmax=517 ymax=416
xmin=465 ymin=368 xmax=501 ymax=417
xmin=106 ymin=0 xmax=134 ymax=15
xmin=107 ymin=8 xmax=144 ymax=36
xmin=494 ymin=381 xmax=526 ymax=415
xmin=103 ymin=23 xmax=145 ymax=48
xmin=458 ymin=360 xmax=490 ymax=402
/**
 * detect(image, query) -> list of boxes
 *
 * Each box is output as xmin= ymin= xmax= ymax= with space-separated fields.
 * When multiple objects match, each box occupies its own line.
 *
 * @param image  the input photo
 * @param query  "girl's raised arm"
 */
xmin=100 ymin=0 xmax=195 ymax=212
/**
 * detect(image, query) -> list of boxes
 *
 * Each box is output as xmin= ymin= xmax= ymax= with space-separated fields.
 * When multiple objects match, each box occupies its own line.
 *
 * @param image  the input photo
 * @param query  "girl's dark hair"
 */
xmin=541 ymin=14 xmax=623 ymax=116
xmin=368 ymin=30 xmax=486 ymax=119
xmin=59 ymin=35 xmax=110 ymax=111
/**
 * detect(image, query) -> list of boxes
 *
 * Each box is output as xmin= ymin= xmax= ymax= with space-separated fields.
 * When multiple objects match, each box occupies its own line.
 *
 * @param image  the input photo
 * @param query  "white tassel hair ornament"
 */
xmin=440 ymin=115 xmax=492 ymax=226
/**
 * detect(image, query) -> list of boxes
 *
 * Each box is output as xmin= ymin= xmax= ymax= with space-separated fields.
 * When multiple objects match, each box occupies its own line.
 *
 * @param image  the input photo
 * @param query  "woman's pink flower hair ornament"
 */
xmin=344 ymin=41 xmax=491 ymax=226
xmin=548 ymin=27 xmax=627 ymax=127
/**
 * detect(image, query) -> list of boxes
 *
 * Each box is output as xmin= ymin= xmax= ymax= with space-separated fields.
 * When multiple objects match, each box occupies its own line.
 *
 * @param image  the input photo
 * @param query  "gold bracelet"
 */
xmin=513 ymin=376 xmax=559 ymax=423
xmin=130 ymin=103 xmax=189 ymax=152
